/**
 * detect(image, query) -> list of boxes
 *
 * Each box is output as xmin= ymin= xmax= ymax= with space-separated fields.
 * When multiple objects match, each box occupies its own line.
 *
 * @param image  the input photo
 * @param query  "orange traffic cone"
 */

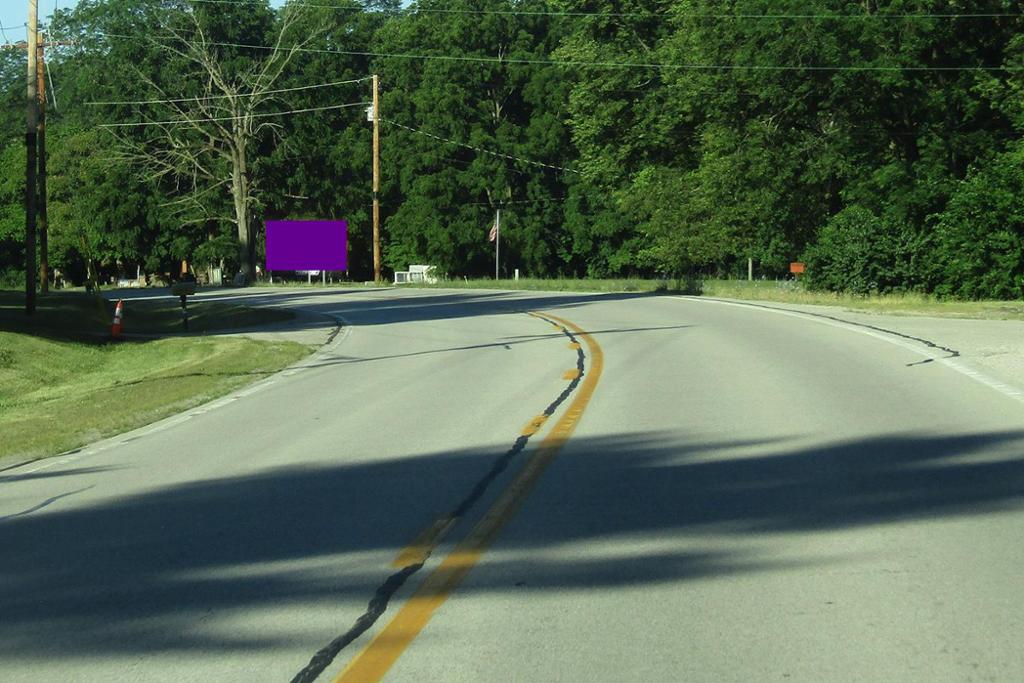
xmin=111 ymin=299 xmax=124 ymax=339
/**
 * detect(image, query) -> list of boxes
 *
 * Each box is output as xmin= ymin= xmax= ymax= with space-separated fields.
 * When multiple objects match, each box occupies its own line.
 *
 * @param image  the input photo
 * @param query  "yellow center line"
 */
xmin=334 ymin=311 xmax=604 ymax=683
xmin=391 ymin=514 xmax=457 ymax=568
xmin=520 ymin=414 xmax=549 ymax=437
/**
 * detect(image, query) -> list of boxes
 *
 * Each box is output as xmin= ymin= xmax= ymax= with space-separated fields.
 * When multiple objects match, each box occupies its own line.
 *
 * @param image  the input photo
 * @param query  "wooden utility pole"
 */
xmin=5 ymin=32 xmax=72 ymax=297
xmin=37 ymin=33 xmax=48 ymax=293
xmin=25 ymin=0 xmax=38 ymax=314
xmin=372 ymin=73 xmax=381 ymax=283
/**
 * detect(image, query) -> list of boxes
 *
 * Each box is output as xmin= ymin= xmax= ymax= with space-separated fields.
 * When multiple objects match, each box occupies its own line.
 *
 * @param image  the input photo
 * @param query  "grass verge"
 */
xmin=403 ymin=278 xmax=1024 ymax=320
xmin=0 ymin=332 xmax=310 ymax=462
xmin=0 ymin=290 xmax=294 ymax=338
xmin=0 ymin=288 xmax=311 ymax=463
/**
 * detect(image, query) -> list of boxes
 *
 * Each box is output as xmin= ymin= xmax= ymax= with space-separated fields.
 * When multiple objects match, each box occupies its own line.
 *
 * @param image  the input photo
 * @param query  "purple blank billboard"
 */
xmin=265 ymin=220 xmax=348 ymax=271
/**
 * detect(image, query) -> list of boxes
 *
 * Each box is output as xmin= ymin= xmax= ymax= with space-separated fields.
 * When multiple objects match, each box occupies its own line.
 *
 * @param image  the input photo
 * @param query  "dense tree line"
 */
xmin=2 ymin=0 xmax=1024 ymax=296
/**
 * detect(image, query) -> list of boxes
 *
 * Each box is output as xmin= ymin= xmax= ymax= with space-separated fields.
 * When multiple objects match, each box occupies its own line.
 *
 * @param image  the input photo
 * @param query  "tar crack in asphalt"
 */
xmin=290 ymin=312 xmax=586 ymax=683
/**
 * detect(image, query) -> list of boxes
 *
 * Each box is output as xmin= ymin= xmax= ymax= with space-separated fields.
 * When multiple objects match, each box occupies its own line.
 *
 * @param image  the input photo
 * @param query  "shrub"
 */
xmin=803 ymin=206 xmax=910 ymax=294
xmin=932 ymin=143 xmax=1024 ymax=299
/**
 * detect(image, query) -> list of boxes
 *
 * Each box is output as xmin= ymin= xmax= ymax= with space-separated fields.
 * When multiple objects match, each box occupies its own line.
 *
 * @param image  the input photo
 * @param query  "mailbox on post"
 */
xmin=171 ymin=281 xmax=197 ymax=331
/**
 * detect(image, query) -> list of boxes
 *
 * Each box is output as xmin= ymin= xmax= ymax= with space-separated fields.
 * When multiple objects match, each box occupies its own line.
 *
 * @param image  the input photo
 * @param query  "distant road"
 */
xmin=3 ymin=288 xmax=1023 ymax=682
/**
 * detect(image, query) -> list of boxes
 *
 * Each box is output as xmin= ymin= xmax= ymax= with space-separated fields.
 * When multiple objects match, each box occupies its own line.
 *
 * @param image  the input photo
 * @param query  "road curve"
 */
xmin=2 ymin=288 xmax=1023 ymax=682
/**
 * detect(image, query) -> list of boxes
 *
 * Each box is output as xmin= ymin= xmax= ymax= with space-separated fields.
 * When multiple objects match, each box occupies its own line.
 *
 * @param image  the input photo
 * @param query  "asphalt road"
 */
xmin=3 ymin=288 xmax=1024 ymax=682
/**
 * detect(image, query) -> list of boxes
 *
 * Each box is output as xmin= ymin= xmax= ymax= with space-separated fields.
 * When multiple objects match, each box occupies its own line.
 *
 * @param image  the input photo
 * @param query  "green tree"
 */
xmin=0 ymin=142 xmax=25 ymax=287
xmin=372 ymin=0 xmax=576 ymax=278
xmin=46 ymin=128 xmax=170 ymax=285
xmin=261 ymin=0 xmax=397 ymax=279
xmin=932 ymin=141 xmax=1024 ymax=299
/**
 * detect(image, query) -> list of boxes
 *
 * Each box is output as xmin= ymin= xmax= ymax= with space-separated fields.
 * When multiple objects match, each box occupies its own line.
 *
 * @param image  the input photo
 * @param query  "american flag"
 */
xmin=488 ymin=218 xmax=498 ymax=242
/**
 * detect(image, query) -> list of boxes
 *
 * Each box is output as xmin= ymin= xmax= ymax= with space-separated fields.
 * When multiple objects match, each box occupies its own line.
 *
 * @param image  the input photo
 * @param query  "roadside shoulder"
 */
xmin=695 ymin=297 xmax=1024 ymax=399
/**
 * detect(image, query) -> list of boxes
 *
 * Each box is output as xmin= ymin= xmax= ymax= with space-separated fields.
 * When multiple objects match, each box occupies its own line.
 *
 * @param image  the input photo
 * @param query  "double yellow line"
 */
xmin=335 ymin=312 xmax=604 ymax=682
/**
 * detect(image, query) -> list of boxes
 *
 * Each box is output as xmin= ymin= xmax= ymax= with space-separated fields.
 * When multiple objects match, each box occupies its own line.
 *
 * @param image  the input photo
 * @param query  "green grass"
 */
xmin=403 ymin=277 xmax=1024 ymax=320
xmin=113 ymin=296 xmax=294 ymax=334
xmin=0 ymin=290 xmax=294 ymax=338
xmin=0 ymin=331 xmax=310 ymax=462
xmin=0 ymin=289 xmax=311 ymax=463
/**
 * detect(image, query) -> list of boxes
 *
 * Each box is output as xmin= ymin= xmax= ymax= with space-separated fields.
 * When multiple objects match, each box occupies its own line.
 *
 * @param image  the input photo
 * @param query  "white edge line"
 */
xmin=674 ymin=296 xmax=1024 ymax=404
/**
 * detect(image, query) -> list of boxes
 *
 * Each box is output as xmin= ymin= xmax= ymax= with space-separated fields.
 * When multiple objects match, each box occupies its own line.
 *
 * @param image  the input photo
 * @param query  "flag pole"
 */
xmin=494 ymin=208 xmax=500 ymax=281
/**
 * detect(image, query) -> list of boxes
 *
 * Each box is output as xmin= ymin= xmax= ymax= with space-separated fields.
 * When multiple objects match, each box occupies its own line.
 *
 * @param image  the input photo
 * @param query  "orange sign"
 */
xmin=789 ymin=262 xmax=805 ymax=274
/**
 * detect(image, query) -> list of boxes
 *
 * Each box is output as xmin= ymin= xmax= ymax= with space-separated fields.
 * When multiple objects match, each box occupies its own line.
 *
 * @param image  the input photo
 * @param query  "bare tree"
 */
xmin=111 ymin=6 xmax=309 ymax=282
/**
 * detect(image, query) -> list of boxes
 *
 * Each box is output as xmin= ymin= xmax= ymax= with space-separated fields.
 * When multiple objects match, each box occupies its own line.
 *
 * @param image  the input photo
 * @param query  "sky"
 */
xmin=1 ymin=1 xmax=76 ymax=45
xmin=1 ymin=1 xmax=46 ymax=45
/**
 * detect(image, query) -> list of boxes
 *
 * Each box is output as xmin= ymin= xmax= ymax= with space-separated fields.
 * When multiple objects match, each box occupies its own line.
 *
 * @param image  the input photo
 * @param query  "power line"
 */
xmin=0 ymin=24 xmax=25 ymax=44
xmin=91 ymin=32 xmax=1024 ymax=72
xmin=98 ymin=100 xmax=370 ymax=127
xmin=468 ymin=196 xmax=569 ymax=206
xmin=183 ymin=0 xmax=1024 ymax=20
xmin=384 ymin=119 xmax=579 ymax=174
xmin=433 ymin=150 xmax=555 ymax=180
xmin=86 ymin=75 xmax=371 ymax=106
xmin=184 ymin=0 xmax=645 ymax=17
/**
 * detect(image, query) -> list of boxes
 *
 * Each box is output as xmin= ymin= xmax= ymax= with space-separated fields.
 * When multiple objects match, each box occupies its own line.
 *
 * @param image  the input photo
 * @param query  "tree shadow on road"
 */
xmin=130 ymin=286 xmax=662 ymax=335
xmin=2 ymin=429 xmax=1023 ymax=659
